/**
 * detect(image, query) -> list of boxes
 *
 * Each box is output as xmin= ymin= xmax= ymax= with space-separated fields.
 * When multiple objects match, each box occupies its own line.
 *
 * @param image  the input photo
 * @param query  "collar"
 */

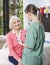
xmin=12 ymin=29 xmax=21 ymax=35
xmin=12 ymin=29 xmax=21 ymax=41
xmin=12 ymin=29 xmax=15 ymax=34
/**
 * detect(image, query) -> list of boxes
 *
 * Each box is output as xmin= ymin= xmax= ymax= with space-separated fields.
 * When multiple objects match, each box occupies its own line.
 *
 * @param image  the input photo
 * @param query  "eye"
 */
xmin=13 ymin=21 xmax=16 ymax=24
xmin=17 ymin=20 xmax=20 ymax=22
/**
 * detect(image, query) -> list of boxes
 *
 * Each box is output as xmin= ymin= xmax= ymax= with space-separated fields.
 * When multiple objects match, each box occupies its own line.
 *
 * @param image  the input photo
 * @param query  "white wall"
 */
xmin=23 ymin=0 xmax=29 ymax=29
xmin=23 ymin=0 xmax=50 ymax=29
xmin=43 ymin=0 xmax=50 ymax=6
xmin=28 ymin=0 xmax=43 ymax=7
xmin=23 ymin=0 xmax=43 ymax=29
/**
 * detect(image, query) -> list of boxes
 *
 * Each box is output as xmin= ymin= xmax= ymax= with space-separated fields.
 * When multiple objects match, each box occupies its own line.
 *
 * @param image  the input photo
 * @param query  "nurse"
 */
xmin=21 ymin=4 xmax=45 ymax=65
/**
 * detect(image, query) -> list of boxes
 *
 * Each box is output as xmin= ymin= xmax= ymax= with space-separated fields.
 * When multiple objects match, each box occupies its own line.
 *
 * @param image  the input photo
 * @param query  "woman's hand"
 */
xmin=19 ymin=42 xmax=33 ymax=50
xmin=19 ymin=42 xmax=26 ymax=47
xmin=18 ymin=59 xmax=23 ymax=65
xmin=19 ymin=41 xmax=27 ymax=48
xmin=19 ymin=41 xmax=25 ymax=46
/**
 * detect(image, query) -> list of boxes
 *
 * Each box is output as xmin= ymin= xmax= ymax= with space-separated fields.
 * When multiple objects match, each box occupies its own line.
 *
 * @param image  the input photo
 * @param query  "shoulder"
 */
xmin=6 ymin=30 xmax=13 ymax=38
xmin=31 ymin=22 xmax=41 ymax=30
xmin=21 ymin=29 xmax=27 ymax=34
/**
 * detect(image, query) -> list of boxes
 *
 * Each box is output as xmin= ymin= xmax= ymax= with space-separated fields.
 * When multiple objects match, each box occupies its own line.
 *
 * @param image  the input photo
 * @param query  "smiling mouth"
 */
xmin=17 ymin=24 xmax=20 ymax=27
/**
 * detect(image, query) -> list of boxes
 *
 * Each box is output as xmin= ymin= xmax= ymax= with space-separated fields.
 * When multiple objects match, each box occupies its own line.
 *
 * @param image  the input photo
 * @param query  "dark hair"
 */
xmin=25 ymin=4 xmax=39 ymax=16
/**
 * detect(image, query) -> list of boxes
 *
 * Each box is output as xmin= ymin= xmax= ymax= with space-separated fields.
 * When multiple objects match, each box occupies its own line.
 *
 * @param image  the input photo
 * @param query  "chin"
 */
xmin=28 ymin=19 xmax=32 ymax=21
xmin=29 ymin=20 xmax=32 ymax=22
xmin=16 ymin=27 xmax=20 ymax=30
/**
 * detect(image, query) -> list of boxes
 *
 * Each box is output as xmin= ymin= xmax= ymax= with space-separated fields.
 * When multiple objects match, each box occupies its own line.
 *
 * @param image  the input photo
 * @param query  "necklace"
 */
xmin=16 ymin=30 xmax=22 ymax=43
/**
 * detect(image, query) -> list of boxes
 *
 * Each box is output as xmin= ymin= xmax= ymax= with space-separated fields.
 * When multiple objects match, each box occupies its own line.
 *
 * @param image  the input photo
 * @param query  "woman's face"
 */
xmin=12 ymin=19 xmax=21 ymax=30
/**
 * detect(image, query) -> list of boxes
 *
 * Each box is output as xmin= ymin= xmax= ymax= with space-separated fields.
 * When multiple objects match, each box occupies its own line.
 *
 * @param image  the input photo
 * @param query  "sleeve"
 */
xmin=6 ymin=33 xmax=21 ymax=62
xmin=21 ymin=29 xmax=27 ymax=43
xmin=25 ymin=27 xmax=37 ymax=50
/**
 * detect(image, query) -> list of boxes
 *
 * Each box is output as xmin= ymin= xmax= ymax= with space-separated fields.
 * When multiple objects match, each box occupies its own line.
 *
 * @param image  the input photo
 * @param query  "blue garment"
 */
xmin=8 ymin=56 xmax=18 ymax=65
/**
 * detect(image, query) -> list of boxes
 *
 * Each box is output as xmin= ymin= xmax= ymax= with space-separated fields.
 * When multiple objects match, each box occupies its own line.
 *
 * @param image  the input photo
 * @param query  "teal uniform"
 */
xmin=22 ymin=22 xmax=45 ymax=65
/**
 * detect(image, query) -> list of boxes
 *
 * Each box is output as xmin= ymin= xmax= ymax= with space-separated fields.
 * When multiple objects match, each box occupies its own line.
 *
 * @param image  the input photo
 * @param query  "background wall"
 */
xmin=23 ymin=0 xmax=50 ymax=29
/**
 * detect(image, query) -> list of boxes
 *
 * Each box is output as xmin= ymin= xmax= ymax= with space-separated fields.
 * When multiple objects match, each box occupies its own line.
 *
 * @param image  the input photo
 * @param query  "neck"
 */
xmin=14 ymin=29 xmax=20 ymax=34
xmin=32 ymin=15 xmax=39 ymax=22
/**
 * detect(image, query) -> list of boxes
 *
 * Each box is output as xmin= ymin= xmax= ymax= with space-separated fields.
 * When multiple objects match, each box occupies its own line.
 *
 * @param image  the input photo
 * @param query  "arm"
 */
xmin=20 ymin=28 xmax=37 ymax=50
xmin=6 ymin=33 xmax=21 ymax=62
xmin=19 ymin=42 xmax=33 ymax=50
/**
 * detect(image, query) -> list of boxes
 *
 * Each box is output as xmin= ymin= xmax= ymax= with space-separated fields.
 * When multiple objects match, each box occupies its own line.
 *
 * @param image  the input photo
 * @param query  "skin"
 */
xmin=26 ymin=12 xmax=39 ymax=22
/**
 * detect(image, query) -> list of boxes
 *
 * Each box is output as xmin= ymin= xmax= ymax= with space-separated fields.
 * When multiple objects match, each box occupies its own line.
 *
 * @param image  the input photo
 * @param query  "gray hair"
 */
xmin=9 ymin=15 xmax=20 ymax=29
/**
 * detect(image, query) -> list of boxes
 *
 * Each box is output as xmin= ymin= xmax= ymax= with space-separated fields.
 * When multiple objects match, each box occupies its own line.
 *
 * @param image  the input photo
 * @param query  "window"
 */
xmin=0 ymin=0 xmax=3 ymax=35
xmin=9 ymin=0 xmax=23 ymax=28
xmin=0 ymin=0 xmax=23 ymax=35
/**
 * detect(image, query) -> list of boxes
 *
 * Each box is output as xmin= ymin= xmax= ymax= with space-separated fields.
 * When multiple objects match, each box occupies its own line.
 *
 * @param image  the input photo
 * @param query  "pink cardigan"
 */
xmin=6 ymin=29 xmax=26 ymax=61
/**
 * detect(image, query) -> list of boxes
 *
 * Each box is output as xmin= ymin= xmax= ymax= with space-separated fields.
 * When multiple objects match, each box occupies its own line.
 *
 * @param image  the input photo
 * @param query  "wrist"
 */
xmin=22 ymin=44 xmax=25 ymax=47
xmin=18 ymin=59 xmax=21 ymax=62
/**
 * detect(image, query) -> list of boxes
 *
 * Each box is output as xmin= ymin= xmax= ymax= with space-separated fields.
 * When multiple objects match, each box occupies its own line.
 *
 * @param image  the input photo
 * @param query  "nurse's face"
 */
xmin=26 ymin=12 xmax=32 ymax=22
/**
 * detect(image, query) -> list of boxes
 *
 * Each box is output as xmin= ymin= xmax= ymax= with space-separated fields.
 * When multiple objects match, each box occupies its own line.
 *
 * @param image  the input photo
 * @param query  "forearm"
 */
xmin=21 ymin=43 xmax=33 ymax=50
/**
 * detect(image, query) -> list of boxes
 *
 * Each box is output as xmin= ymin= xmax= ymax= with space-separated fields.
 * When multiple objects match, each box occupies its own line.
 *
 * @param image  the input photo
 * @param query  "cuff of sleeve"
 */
xmin=18 ymin=58 xmax=21 ymax=62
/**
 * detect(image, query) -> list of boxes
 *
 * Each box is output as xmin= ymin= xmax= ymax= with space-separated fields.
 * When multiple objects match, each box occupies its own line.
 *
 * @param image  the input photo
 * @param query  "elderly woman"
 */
xmin=6 ymin=15 xmax=26 ymax=65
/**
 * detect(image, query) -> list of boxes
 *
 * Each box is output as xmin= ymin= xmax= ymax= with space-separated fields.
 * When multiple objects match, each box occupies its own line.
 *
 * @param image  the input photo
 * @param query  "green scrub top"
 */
xmin=22 ymin=22 xmax=45 ymax=65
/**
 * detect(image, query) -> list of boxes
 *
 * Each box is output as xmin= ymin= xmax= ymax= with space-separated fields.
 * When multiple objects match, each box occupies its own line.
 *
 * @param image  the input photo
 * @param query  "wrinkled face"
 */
xmin=26 ymin=12 xmax=32 ymax=22
xmin=12 ymin=19 xmax=21 ymax=30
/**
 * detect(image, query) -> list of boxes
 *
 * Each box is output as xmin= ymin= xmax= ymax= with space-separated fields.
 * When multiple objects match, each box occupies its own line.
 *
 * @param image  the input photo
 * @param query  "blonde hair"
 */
xmin=9 ymin=15 xmax=20 ymax=29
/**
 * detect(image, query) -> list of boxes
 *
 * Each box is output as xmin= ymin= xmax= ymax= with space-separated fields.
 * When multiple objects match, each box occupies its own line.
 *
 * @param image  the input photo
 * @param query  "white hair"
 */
xmin=9 ymin=15 xmax=20 ymax=29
